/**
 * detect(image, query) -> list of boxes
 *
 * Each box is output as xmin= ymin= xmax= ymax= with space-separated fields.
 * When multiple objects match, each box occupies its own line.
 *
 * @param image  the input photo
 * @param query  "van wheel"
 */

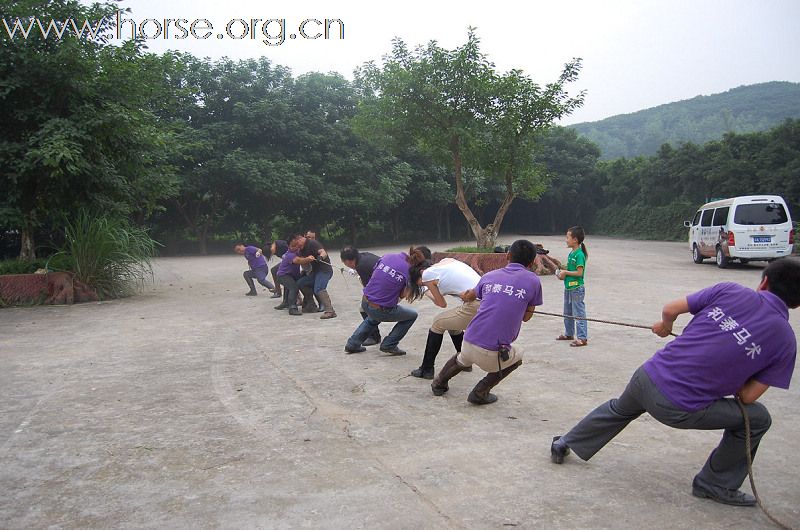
xmin=692 ymin=245 xmax=705 ymax=264
xmin=716 ymin=246 xmax=729 ymax=268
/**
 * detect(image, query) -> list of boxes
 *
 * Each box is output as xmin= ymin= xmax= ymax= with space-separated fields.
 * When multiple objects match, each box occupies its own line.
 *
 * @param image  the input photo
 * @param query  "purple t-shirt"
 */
xmin=276 ymin=251 xmax=301 ymax=280
xmin=643 ymin=282 xmax=796 ymax=412
xmin=464 ymin=263 xmax=543 ymax=351
xmin=362 ymin=252 xmax=411 ymax=308
xmin=244 ymin=246 xmax=267 ymax=269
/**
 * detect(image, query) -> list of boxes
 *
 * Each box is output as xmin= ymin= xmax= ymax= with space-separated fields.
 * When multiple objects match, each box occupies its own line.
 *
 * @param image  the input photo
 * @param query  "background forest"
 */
xmin=2 ymin=1 xmax=799 ymax=262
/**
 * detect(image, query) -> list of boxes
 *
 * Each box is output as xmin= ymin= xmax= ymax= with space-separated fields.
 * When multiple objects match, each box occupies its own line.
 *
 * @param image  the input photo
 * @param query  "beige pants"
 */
xmin=430 ymin=300 xmax=480 ymax=334
xmin=457 ymin=340 xmax=523 ymax=373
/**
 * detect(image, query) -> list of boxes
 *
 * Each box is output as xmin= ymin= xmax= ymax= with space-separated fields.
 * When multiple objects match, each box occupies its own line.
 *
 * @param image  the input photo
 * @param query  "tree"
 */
xmin=354 ymin=29 xmax=584 ymax=247
xmin=0 ymin=0 xmax=175 ymax=259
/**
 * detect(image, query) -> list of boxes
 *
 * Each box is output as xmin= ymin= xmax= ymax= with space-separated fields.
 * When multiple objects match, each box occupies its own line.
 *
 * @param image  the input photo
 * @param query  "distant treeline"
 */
xmin=570 ymin=82 xmax=800 ymax=160
xmin=2 ymin=1 xmax=799 ymax=260
xmin=500 ymin=119 xmax=800 ymax=241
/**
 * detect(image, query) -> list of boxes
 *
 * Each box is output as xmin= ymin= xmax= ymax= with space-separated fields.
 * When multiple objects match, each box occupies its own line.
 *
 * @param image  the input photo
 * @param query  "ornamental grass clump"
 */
xmin=58 ymin=211 xmax=160 ymax=299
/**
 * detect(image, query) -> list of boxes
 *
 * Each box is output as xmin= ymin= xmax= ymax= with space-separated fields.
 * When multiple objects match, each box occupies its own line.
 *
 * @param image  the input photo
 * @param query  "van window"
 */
xmin=691 ymin=211 xmax=702 ymax=226
xmin=733 ymin=203 xmax=789 ymax=225
xmin=700 ymin=209 xmax=714 ymax=227
xmin=712 ymin=207 xmax=729 ymax=226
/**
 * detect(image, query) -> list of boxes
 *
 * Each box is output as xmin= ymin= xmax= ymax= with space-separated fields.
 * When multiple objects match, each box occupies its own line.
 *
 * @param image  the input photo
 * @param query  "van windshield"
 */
xmin=733 ymin=203 xmax=789 ymax=225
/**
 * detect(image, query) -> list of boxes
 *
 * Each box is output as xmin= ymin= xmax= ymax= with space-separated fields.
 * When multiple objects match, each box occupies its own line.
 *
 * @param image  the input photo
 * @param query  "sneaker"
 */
xmin=344 ymin=345 xmax=366 ymax=354
xmin=363 ymin=337 xmax=380 ymax=347
xmin=288 ymin=307 xmax=302 ymax=316
xmin=691 ymin=476 xmax=756 ymax=507
xmin=380 ymin=345 xmax=406 ymax=356
xmin=245 ymin=291 xmax=257 ymax=296
xmin=270 ymin=292 xmax=282 ymax=299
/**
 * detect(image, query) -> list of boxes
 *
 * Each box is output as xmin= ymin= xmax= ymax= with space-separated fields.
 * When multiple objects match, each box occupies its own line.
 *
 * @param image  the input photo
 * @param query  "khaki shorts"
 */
xmin=430 ymin=300 xmax=480 ymax=334
xmin=457 ymin=340 xmax=523 ymax=373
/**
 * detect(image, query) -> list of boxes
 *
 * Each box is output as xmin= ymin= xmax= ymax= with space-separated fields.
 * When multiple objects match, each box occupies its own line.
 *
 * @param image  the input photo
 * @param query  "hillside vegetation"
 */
xmin=570 ymin=82 xmax=800 ymax=159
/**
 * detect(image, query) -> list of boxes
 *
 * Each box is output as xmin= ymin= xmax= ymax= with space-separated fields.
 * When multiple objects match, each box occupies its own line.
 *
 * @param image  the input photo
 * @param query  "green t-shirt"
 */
xmin=564 ymin=247 xmax=586 ymax=290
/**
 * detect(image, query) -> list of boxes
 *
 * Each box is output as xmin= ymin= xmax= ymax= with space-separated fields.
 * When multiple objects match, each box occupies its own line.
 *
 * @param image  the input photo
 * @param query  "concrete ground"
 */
xmin=1 ymin=235 xmax=798 ymax=529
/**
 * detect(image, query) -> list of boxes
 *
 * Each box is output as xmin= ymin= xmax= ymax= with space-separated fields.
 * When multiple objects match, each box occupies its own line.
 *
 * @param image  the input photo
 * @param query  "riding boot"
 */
xmin=315 ymin=292 xmax=325 ymax=312
xmin=243 ymin=271 xmax=257 ymax=296
xmin=431 ymin=355 xmax=466 ymax=396
xmin=317 ymin=290 xmax=337 ymax=319
xmin=449 ymin=332 xmax=471 ymax=372
xmin=411 ymin=330 xmax=444 ymax=379
xmin=467 ymin=360 xmax=522 ymax=405
xmin=300 ymin=286 xmax=318 ymax=313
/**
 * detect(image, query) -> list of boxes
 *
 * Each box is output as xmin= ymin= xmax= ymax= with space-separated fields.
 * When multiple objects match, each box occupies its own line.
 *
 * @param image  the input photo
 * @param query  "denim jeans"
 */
xmin=296 ymin=267 xmax=333 ymax=294
xmin=563 ymin=286 xmax=587 ymax=340
xmin=243 ymin=266 xmax=273 ymax=290
xmin=346 ymin=299 xmax=418 ymax=350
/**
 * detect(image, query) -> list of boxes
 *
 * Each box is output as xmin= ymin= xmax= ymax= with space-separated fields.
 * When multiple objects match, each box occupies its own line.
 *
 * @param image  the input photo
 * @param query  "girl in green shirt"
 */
xmin=556 ymin=226 xmax=588 ymax=346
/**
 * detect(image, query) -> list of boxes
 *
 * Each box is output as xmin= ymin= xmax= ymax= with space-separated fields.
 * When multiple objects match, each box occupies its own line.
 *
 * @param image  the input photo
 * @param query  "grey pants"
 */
xmin=561 ymin=366 xmax=771 ymax=490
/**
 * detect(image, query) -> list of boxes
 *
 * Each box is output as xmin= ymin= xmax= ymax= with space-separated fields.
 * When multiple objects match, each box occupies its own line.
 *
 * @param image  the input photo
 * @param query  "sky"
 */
xmin=110 ymin=0 xmax=800 ymax=124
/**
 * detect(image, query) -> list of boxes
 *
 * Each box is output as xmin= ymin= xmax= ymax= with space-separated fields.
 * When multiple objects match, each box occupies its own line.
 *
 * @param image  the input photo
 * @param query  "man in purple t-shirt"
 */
xmin=344 ymin=247 xmax=429 ymax=356
xmin=551 ymin=258 xmax=800 ymax=508
xmin=431 ymin=240 xmax=543 ymax=405
xmin=234 ymin=243 xmax=274 ymax=296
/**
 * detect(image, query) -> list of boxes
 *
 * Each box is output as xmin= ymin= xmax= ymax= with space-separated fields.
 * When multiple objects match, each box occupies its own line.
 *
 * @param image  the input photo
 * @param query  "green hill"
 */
xmin=569 ymin=81 xmax=800 ymax=159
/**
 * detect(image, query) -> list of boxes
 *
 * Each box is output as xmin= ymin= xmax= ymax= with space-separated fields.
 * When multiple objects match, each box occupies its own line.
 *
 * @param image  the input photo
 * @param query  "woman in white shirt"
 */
xmin=410 ymin=258 xmax=481 ymax=379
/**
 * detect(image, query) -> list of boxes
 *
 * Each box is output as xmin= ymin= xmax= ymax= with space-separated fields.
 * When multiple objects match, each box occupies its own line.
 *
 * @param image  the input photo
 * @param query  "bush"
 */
xmin=55 ymin=211 xmax=161 ymax=299
xmin=0 ymin=259 xmax=47 ymax=275
xmin=593 ymin=201 xmax=693 ymax=241
xmin=445 ymin=246 xmax=497 ymax=253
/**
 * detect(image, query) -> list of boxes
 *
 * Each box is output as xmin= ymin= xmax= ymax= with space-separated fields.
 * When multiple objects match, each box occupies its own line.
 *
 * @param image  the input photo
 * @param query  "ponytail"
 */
xmin=568 ymin=226 xmax=588 ymax=258
xmin=405 ymin=259 xmax=431 ymax=302
xmin=407 ymin=246 xmax=427 ymax=266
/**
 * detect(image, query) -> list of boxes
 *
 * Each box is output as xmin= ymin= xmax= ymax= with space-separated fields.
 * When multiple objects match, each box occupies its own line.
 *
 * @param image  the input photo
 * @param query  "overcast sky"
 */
xmin=114 ymin=0 xmax=800 ymax=124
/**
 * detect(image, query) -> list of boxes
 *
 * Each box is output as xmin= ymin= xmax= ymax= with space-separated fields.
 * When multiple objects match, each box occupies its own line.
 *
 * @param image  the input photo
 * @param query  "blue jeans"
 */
xmin=296 ymin=267 xmax=333 ymax=294
xmin=346 ymin=299 xmax=418 ymax=350
xmin=563 ymin=286 xmax=587 ymax=340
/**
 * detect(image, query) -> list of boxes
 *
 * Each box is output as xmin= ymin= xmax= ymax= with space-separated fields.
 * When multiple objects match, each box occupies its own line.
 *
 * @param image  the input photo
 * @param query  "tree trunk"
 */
xmin=198 ymin=225 xmax=208 ymax=255
xmin=451 ymin=136 xmax=491 ymax=248
xmin=19 ymin=227 xmax=36 ymax=261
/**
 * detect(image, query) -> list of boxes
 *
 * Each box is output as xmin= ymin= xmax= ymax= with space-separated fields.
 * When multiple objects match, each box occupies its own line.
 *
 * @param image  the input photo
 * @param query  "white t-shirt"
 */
xmin=421 ymin=258 xmax=481 ymax=296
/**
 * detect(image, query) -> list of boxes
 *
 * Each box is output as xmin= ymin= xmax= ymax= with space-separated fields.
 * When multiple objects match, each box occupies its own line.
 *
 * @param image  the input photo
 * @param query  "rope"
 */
xmin=736 ymin=399 xmax=797 ymax=530
xmin=534 ymin=311 xmax=678 ymax=337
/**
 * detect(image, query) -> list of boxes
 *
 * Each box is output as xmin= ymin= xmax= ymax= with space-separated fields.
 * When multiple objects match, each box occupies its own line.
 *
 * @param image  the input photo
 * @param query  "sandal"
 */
xmin=570 ymin=339 xmax=588 ymax=347
xmin=556 ymin=335 xmax=574 ymax=341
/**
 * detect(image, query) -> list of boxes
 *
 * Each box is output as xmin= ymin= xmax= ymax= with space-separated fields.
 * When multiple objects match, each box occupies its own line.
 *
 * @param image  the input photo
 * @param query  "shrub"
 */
xmin=55 ymin=211 xmax=161 ymax=299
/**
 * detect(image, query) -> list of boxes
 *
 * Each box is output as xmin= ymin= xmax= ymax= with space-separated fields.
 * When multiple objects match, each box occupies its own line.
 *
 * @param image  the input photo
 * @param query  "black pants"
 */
xmin=277 ymin=274 xmax=299 ymax=308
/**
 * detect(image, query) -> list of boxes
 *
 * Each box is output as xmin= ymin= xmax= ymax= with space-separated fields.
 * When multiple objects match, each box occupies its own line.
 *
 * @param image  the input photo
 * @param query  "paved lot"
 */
xmin=1 ymin=235 xmax=798 ymax=529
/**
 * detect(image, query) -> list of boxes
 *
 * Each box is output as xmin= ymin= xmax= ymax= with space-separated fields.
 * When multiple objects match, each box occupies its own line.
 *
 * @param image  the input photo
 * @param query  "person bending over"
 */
xmin=550 ymin=258 xmax=799 ymax=507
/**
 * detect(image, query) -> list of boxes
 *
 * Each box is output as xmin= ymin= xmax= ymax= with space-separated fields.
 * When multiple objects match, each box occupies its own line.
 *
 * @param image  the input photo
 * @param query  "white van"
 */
xmin=684 ymin=195 xmax=794 ymax=267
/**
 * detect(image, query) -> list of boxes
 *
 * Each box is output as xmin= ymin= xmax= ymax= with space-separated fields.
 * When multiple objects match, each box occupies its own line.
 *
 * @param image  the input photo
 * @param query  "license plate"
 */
xmin=753 ymin=236 xmax=771 ymax=243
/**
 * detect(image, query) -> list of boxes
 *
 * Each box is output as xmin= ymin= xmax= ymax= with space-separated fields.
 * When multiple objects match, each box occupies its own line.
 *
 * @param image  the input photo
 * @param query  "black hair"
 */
xmin=763 ymin=258 xmax=800 ymax=308
xmin=274 ymin=240 xmax=289 ymax=258
xmin=288 ymin=233 xmax=304 ymax=245
xmin=509 ymin=239 xmax=536 ymax=267
xmin=233 ymin=242 xmax=245 ymax=249
xmin=262 ymin=241 xmax=274 ymax=261
xmin=413 ymin=245 xmax=432 ymax=260
xmin=406 ymin=259 xmax=432 ymax=302
xmin=340 ymin=245 xmax=359 ymax=263
xmin=568 ymin=226 xmax=588 ymax=257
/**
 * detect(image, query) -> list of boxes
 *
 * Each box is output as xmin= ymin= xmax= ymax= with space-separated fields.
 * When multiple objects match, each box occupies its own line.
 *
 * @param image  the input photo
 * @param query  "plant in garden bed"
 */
xmin=54 ymin=211 xmax=161 ymax=299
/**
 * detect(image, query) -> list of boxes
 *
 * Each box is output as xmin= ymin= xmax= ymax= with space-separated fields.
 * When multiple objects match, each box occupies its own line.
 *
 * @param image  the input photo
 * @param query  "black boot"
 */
xmin=300 ymin=286 xmax=318 ymax=313
xmin=449 ymin=332 xmax=471 ymax=372
xmin=467 ymin=360 xmax=522 ymax=405
xmin=411 ymin=330 xmax=444 ymax=379
xmin=431 ymin=355 xmax=466 ymax=396
xmin=315 ymin=292 xmax=325 ymax=312
xmin=243 ymin=271 xmax=257 ymax=295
